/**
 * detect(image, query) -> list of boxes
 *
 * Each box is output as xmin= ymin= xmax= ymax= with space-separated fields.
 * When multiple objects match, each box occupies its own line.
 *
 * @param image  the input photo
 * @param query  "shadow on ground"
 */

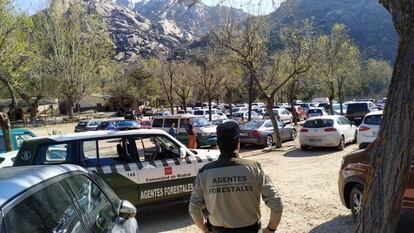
xmin=284 ymin=147 xmax=339 ymax=158
xmin=309 ymin=215 xmax=354 ymax=233
xmin=137 ymin=202 xmax=193 ymax=233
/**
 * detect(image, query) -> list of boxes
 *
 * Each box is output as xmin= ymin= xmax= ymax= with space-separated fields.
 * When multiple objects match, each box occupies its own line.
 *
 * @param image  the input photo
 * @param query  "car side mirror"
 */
xmin=179 ymin=147 xmax=187 ymax=157
xmin=118 ymin=200 xmax=136 ymax=219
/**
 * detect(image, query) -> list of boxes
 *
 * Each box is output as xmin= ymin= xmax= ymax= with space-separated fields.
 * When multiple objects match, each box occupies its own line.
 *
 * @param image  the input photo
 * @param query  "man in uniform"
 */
xmin=189 ymin=121 xmax=283 ymax=233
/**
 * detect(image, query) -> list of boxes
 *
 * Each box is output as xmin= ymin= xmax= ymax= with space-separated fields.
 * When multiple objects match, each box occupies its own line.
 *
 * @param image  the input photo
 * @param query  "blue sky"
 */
xmin=14 ymin=0 xmax=283 ymax=15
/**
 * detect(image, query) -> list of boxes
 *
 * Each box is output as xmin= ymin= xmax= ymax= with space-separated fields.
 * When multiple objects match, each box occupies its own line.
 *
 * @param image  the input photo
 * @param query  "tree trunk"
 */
xmin=266 ymin=97 xmax=282 ymax=148
xmin=229 ymin=103 xmax=233 ymax=118
xmin=29 ymin=101 xmax=39 ymax=123
xmin=355 ymin=1 xmax=414 ymax=232
xmin=339 ymin=91 xmax=344 ymax=115
xmin=0 ymin=112 xmax=12 ymax=152
xmin=289 ymin=98 xmax=298 ymax=125
xmin=170 ymin=102 xmax=174 ymax=115
xmin=208 ymin=96 xmax=212 ymax=121
xmin=248 ymin=75 xmax=254 ymax=122
xmin=183 ymin=99 xmax=187 ymax=113
xmin=67 ymin=97 xmax=74 ymax=118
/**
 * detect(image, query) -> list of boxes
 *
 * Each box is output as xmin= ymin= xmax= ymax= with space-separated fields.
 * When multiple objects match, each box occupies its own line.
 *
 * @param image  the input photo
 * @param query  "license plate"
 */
xmin=240 ymin=133 xmax=249 ymax=137
xmin=309 ymin=138 xmax=321 ymax=142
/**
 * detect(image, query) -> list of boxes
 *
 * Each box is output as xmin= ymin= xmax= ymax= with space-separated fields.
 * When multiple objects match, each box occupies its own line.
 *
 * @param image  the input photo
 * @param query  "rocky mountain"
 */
xmin=131 ymin=0 xmax=248 ymax=36
xmin=270 ymin=0 xmax=398 ymax=63
xmin=79 ymin=0 xmax=194 ymax=61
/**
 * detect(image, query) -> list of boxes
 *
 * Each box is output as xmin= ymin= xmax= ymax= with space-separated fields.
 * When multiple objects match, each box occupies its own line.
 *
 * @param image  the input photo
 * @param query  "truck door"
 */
xmin=133 ymin=135 xmax=197 ymax=206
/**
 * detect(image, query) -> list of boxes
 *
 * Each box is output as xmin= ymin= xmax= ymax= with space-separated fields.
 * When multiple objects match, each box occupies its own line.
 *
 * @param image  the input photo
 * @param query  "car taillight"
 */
xmin=300 ymin=128 xmax=308 ymax=132
xmin=359 ymin=126 xmax=370 ymax=132
xmin=324 ymin=127 xmax=337 ymax=132
xmin=250 ymin=130 xmax=261 ymax=137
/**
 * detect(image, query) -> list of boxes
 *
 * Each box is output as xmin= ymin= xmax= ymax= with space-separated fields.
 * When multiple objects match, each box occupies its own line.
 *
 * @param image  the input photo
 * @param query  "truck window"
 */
xmin=152 ymin=118 xmax=163 ymax=127
xmin=82 ymin=138 xmax=134 ymax=166
xmin=39 ymin=143 xmax=71 ymax=164
xmin=164 ymin=119 xmax=178 ymax=128
xmin=4 ymin=182 xmax=86 ymax=233
xmin=134 ymin=135 xmax=180 ymax=161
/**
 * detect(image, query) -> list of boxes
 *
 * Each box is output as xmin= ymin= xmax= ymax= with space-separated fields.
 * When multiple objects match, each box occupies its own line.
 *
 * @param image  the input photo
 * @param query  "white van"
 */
xmin=193 ymin=109 xmax=227 ymax=121
xmin=152 ymin=115 xmax=217 ymax=147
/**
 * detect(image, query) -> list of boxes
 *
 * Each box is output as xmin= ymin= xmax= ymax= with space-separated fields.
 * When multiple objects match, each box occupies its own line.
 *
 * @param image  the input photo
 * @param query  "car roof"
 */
xmin=365 ymin=110 xmax=383 ymax=116
xmin=306 ymin=115 xmax=341 ymax=120
xmin=153 ymin=114 xmax=195 ymax=119
xmin=0 ymin=164 xmax=88 ymax=207
xmin=25 ymin=129 xmax=169 ymax=143
xmin=0 ymin=128 xmax=34 ymax=136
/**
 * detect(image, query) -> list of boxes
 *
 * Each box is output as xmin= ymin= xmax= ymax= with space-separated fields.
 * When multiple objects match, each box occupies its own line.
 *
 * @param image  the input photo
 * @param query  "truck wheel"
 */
xmin=350 ymin=185 xmax=364 ymax=221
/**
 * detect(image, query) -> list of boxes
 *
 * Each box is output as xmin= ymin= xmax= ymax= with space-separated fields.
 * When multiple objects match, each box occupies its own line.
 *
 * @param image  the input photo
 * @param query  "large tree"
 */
xmin=355 ymin=0 xmax=414 ymax=232
xmin=38 ymin=1 xmax=113 ymax=118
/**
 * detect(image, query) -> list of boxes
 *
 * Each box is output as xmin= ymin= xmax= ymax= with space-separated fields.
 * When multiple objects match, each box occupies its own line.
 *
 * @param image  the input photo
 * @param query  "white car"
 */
xmin=307 ymin=107 xmax=328 ymax=118
xmin=193 ymin=109 xmax=227 ymax=121
xmin=0 ymin=151 xmax=17 ymax=168
xmin=264 ymin=108 xmax=293 ymax=124
xmin=232 ymin=111 xmax=261 ymax=123
xmin=299 ymin=115 xmax=357 ymax=150
xmin=357 ymin=110 xmax=383 ymax=149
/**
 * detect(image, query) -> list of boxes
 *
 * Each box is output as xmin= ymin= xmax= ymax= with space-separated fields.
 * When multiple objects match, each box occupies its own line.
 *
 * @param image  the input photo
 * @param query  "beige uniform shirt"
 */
xmin=189 ymin=153 xmax=283 ymax=228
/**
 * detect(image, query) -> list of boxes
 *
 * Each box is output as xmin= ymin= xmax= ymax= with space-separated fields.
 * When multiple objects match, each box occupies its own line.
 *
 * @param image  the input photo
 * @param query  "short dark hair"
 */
xmin=216 ymin=121 xmax=240 ymax=153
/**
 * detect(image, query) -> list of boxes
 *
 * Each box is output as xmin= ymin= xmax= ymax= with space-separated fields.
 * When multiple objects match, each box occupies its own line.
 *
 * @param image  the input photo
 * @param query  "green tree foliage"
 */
xmin=37 ymin=1 xmax=114 ymax=118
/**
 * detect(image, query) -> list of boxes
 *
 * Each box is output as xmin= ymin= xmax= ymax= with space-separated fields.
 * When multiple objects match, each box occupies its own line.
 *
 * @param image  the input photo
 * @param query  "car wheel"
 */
xmin=337 ymin=136 xmax=345 ymax=151
xmin=290 ymin=129 xmax=297 ymax=141
xmin=265 ymin=135 xmax=273 ymax=147
xmin=352 ymin=131 xmax=358 ymax=144
xmin=300 ymin=145 xmax=308 ymax=150
xmin=350 ymin=185 xmax=364 ymax=221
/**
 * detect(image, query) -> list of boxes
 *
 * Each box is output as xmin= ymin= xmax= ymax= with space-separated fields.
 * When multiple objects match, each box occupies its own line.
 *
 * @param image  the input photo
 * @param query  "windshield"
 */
xmin=116 ymin=121 xmax=140 ymax=127
xmin=192 ymin=117 xmax=210 ymax=127
xmin=364 ymin=114 xmax=382 ymax=125
xmin=303 ymin=119 xmax=334 ymax=128
xmin=347 ymin=103 xmax=369 ymax=113
xmin=308 ymin=109 xmax=322 ymax=114
xmin=194 ymin=110 xmax=205 ymax=115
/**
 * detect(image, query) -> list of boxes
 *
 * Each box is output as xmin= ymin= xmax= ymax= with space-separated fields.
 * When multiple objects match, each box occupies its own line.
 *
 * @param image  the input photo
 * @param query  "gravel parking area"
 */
xmin=28 ymin=123 xmax=357 ymax=233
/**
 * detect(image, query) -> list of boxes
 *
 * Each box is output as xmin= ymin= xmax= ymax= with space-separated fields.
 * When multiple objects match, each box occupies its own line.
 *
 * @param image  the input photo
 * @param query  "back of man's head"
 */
xmin=216 ymin=121 xmax=240 ymax=153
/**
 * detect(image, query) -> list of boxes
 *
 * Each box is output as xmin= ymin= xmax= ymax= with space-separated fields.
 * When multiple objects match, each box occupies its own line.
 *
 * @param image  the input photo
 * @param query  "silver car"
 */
xmin=239 ymin=120 xmax=297 ymax=147
xmin=0 ymin=165 xmax=139 ymax=233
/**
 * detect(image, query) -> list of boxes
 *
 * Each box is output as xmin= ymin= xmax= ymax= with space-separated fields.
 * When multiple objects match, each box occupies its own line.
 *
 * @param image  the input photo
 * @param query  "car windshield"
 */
xmin=364 ymin=114 xmax=382 ymax=125
xmin=303 ymin=119 xmax=334 ymax=128
xmin=347 ymin=103 xmax=368 ymax=113
xmin=242 ymin=121 xmax=263 ymax=129
xmin=77 ymin=121 xmax=87 ymax=127
xmin=193 ymin=110 xmax=205 ymax=115
xmin=308 ymin=109 xmax=322 ymax=114
xmin=192 ymin=117 xmax=210 ymax=127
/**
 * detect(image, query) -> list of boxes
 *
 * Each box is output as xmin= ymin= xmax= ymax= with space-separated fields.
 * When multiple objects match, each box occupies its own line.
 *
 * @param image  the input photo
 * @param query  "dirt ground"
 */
xmin=138 ymin=140 xmax=358 ymax=233
xmin=28 ymin=123 xmax=357 ymax=233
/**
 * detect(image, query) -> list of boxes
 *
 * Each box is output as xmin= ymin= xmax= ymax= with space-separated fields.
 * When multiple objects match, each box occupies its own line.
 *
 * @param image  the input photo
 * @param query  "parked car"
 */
xmin=286 ymin=106 xmax=307 ymax=121
xmin=0 ymin=128 xmax=36 ymax=153
xmin=239 ymin=120 xmax=297 ymax=147
xmin=124 ymin=110 xmax=142 ymax=120
xmin=153 ymin=111 xmax=171 ymax=117
xmin=299 ymin=116 xmax=357 ymax=151
xmin=339 ymin=148 xmax=414 ymax=223
xmin=346 ymin=101 xmax=378 ymax=125
xmin=96 ymin=120 xmax=117 ymax=130
xmin=357 ymin=110 xmax=383 ymax=149
xmin=114 ymin=120 xmax=141 ymax=130
xmin=300 ymin=103 xmax=311 ymax=112
xmin=74 ymin=119 xmax=102 ymax=132
xmin=140 ymin=120 xmax=152 ymax=129
xmin=232 ymin=111 xmax=261 ymax=123
xmin=0 ymin=164 xmax=139 ymax=233
xmin=152 ymin=115 xmax=217 ymax=147
xmin=307 ymin=107 xmax=328 ymax=118
xmin=143 ymin=107 xmax=155 ymax=116
xmin=193 ymin=109 xmax=227 ymax=121
xmin=263 ymin=108 xmax=293 ymax=124
xmin=13 ymin=129 xmax=219 ymax=207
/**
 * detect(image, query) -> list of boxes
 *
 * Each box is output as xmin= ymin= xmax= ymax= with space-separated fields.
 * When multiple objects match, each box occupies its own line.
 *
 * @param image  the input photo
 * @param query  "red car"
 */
xmin=286 ymin=106 xmax=307 ymax=121
xmin=140 ymin=120 xmax=152 ymax=129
